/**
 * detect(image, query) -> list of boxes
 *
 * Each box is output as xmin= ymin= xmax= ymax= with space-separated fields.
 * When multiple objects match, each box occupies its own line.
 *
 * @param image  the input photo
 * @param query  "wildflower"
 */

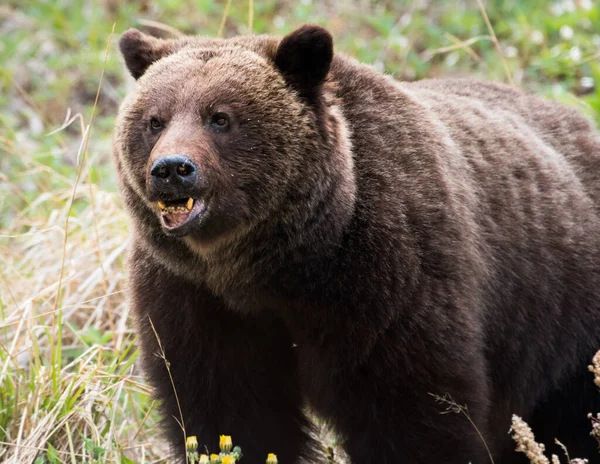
xmin=581 ymin=77 xmax=594 ymax=91
xmin=530 ymin=30 xmax=544 ymax=45
xmin=504 ymin=46 xmax=518 ymax=59
xmin=222 ymin=456 xmax=236 ymax=464
xmin=266 ymin=453 xmax=278 ymax=464
xmin=199 ymin=455 xmax=210 ymax=464
xmin=588 ymin=351 xmax=600 ymax=387
xmin=210 ymin=454 xmax=220 ymax=464
xmin=569 ymin=46 xmax=582 ymax=62
xmin=220 ymin=435 xmax=233 ymax=452
xmin=510 ymin=415 xmax=550 ymax=464
xmin=187 ymin=436 xmax=199 ymax=463
xmin=559 ymin=25 xmax=574 ymax=40
xmin=186 ymin=436 xmax=199 ymax=452
xmin=589 ymin=412 xmax=600 ymax=446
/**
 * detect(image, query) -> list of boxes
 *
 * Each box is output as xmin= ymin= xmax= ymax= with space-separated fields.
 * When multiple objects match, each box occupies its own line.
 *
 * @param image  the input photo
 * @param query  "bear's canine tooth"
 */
xmin=158 ymin=201 xmax=166 ymax=210
xmin=186 ymin=198 xmax=193 ymax=211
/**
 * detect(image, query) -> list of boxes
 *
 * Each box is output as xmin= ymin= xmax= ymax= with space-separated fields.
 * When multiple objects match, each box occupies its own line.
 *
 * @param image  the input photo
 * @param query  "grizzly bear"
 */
xmin=113 ymin=24 xmax=600 ymax=463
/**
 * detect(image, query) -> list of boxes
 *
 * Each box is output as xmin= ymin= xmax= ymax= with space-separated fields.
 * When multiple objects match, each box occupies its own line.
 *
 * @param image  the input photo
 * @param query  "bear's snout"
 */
xmin=149 ymin=155 xmax=197 ymax=197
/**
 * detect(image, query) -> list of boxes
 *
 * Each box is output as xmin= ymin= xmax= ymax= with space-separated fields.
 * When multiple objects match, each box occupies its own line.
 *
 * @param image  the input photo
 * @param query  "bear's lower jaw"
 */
xmin=159 ymin=197 xmax=208 ymax=234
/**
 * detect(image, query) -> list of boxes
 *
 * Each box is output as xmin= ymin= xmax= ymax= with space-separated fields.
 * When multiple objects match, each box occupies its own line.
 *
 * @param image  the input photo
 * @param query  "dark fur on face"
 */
xmin=114 ymin=24 xmax=600 ymax=463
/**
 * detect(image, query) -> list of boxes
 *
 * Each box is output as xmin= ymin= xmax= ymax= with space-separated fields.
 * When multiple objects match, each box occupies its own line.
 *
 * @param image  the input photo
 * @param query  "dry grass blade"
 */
xmin=138 ymin=18 xmax=184 ymax=38
xmin=248 ymin=0 xmax=254 ymax=34
xmin=147 ymin=316 xmax=187 ymax=462
xmin=475 ymin=0 xmax=514 ymax=85
xmin=424 ymin=34 xmax=490 ymax=62
xmin=53 ymin=23 xmax=116 ymax=314
xmin=431 ymin=393 xmax=495 ymax=464
xmin=218 ymin=0 xmax=232 ymax=38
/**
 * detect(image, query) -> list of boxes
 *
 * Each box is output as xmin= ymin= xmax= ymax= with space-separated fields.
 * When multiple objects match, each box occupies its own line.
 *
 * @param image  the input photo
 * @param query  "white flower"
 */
xmin=581 ymin=77 xmax=595 ymax=90
xmin=273 ymin=16 xmax=285 ymax=29
xmin=504 ymin=46 xmax=518 ymax=58
xmin=551 ymin=3 xmax=564 ymax=16
xmin=391 ymin=35 xmax=409 ymax=49
xmin=564 ymin=0 xmax=576 ymax=13
xmin=445 ymin=51 xmax=459 ymax=67
xmin=569 ymin=46 xmax=582 ymax=62
xmin=399 ymin=13 xmax=412 ymax=29
xmin=560 ymin=25 xmax=574 ymax=40
xmin=530 ymin=30 xmax=544 ymax=44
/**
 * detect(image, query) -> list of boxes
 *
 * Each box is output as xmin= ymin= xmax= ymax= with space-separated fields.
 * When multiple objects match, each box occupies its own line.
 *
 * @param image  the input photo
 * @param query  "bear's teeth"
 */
xmin=186 ymin=198 xmax=194 ymax=211
xmin=158 ymin=201 xmax=166 ymax=210
xmin=164 ymin=206 xmax=188 ymax=212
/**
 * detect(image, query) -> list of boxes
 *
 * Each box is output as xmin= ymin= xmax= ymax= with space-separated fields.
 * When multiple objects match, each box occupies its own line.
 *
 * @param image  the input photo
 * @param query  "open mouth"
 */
xmin=157 ymin=197 xmax=207 ymax=231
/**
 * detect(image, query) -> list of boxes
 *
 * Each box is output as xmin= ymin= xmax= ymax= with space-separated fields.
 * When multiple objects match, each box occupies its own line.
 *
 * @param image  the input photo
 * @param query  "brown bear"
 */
xmin=113 ymin=24 xmax=600 ymax=463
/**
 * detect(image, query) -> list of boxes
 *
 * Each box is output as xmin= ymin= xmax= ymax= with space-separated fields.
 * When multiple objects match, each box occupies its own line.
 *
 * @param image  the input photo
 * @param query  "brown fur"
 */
xmin=113 ymin=25 xmax=600 ymax=463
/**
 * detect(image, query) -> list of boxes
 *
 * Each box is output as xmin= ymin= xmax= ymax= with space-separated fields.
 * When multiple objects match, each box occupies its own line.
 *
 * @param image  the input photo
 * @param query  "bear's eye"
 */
xmin=210 ymin=112 xmax=230 ymax=130
xmin=149 ymin=117 xmax=163 ymax=132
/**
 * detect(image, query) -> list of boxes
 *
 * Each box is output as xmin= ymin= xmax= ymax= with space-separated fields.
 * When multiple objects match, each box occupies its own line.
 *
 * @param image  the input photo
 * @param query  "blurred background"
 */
xmin=0 ymin=1 xmax=599 ymax=462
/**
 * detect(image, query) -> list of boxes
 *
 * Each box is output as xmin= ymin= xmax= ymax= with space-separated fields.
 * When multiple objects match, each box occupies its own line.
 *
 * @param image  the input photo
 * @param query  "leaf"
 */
xmin=46 ymin=444 xmax=60 ymax=464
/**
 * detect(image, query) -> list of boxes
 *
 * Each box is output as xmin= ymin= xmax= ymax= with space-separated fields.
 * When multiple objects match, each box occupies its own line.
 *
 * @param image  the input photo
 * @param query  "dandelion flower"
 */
xmin=186 ymin=436 xmax=199 ymax=452
xmin=220 ymin=435 xmax=233 ymax=452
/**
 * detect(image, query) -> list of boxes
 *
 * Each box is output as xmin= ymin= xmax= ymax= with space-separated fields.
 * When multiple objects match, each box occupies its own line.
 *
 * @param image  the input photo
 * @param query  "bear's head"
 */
xmin=114 ymin=25 xmax=355 ymax=255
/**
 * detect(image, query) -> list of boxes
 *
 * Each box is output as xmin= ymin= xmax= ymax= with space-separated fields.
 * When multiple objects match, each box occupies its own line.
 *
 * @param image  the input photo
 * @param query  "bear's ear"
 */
xmin=274 ymin=25 xmax=333 ymax=98
xmin=119 ymin=28 xmax=174 ymax=80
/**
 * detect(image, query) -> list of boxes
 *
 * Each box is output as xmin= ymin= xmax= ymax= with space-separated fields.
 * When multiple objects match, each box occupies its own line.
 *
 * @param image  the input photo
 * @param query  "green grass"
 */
xmin=1 ymin=0 xmax=599 ymax=462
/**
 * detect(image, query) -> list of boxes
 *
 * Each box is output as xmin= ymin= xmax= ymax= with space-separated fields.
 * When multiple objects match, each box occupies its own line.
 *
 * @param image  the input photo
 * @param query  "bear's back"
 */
xmin=407 ymin=78 xmax=600 ymax=209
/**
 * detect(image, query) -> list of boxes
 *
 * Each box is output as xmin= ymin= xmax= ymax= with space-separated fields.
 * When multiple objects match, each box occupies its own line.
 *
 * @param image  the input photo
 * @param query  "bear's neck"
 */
xmin=199 ymin=155 xmax=357 ymax=313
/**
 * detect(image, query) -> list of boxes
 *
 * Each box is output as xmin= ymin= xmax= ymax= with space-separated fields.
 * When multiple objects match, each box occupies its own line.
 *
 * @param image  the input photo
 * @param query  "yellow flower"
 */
xmin=186 ymin=436 xmax=199 ymax=452
xmin=219 ymin=435 xmax=233 ymax=452
xmin=266 ymin=453 xmax=278 ymax=464
xmin=199 ymin=455 xmax=209 ymax=464
xmin=222 ymin=456 xmax=236 ymax=464
xmin=210 ymin=454 xmax=220 ymax=464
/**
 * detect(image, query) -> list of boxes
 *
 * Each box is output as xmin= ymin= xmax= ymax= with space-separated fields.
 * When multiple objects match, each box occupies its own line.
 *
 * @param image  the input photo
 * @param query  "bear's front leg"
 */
xmin=301 ymin=316 xmax=493 ymax=464
xmin=129 ymin=245 xmax=323 ymax=463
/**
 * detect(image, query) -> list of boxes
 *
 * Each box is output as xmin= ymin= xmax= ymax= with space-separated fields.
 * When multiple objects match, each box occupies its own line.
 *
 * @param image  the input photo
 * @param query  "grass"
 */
xmin=0 ymin=0 xmax=599 ymax=462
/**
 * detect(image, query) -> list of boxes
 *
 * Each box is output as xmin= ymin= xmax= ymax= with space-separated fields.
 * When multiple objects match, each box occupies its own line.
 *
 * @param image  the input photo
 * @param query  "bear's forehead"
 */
xmin=140 ymin=47 xmax=277 ymax=87
xmin=131 ymin=45 xmax=289 ymax=113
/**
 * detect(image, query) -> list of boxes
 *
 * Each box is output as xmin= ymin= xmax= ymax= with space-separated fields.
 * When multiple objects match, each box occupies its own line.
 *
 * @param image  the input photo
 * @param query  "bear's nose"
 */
xmin=150 ymin=155 xmax=197 ymax=187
